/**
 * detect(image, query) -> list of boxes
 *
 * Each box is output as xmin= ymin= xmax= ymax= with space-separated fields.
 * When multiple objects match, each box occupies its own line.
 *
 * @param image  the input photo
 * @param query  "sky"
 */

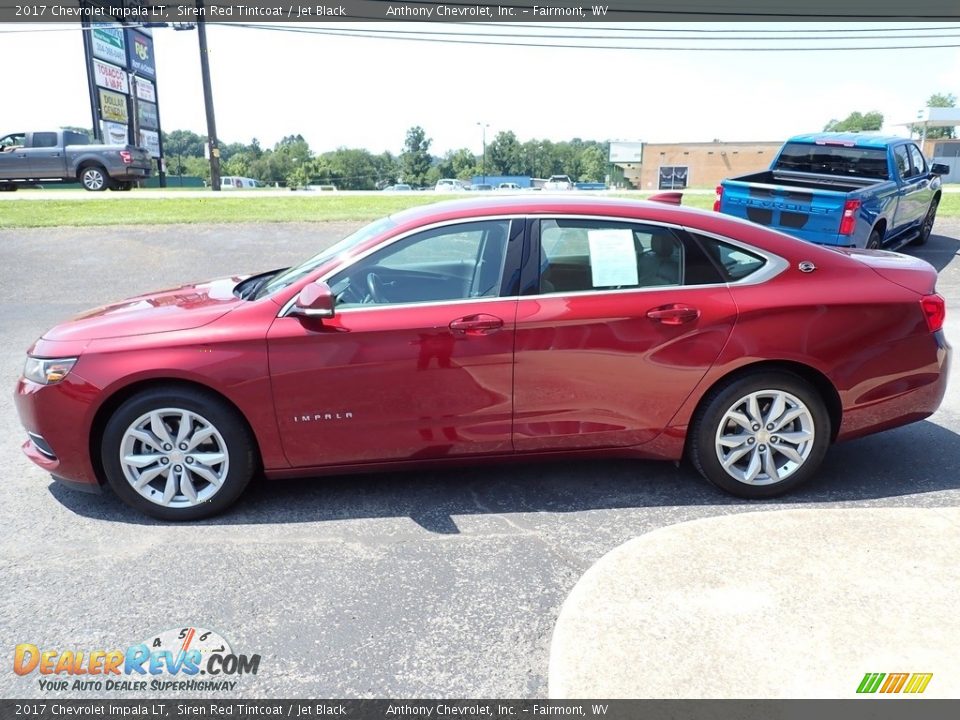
xmin=1 ymin=22 xmax=958 ymax=156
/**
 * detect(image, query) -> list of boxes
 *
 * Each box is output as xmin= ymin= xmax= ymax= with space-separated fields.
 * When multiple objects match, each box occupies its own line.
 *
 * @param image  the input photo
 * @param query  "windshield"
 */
xmin=253 ymin=216 xmax=397 ymax=299
xmin=774 ymin=142 xmax=889 ymax=180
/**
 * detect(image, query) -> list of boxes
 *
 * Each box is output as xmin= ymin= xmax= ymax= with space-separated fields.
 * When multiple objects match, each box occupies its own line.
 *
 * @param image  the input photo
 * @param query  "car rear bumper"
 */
xmin=837 ymin=330 xmax=951 ymax=441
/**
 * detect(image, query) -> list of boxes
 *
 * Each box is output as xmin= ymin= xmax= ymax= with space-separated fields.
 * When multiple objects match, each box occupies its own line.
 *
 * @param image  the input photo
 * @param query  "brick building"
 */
xmin=614 ymin=140 xmax=784 ymax=190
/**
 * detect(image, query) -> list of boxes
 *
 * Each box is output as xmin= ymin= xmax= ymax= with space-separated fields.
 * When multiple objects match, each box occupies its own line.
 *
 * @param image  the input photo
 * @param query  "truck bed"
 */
xmin=728 ymin=170 xmax=882 ymax=194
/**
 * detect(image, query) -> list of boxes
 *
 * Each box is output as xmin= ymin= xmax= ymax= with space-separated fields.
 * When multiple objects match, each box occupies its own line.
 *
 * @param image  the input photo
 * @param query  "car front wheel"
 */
xmin=101 ymin=387 xmax=257 ymax=520
xmin=689 ymin=372 xmax=830 ymax=498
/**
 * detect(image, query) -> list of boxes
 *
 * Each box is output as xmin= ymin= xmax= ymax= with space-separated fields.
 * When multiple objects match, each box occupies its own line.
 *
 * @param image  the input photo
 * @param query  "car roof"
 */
xmin=786 ymin=132 xmax=910 ymax=149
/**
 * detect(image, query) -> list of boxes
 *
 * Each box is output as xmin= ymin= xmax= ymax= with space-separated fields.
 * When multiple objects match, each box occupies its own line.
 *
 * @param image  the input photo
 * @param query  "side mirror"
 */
xmin=931 ymin=163 xmax=950 ymax=176
xmin=290 ymin=281 xmax=335 ymax=319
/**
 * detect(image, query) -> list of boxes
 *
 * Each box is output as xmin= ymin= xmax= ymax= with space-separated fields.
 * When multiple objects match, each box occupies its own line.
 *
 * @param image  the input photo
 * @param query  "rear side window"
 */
xmin=774 ymin=142 xmax=889 ymax=180
xmin=537 ymin=219 xmax=727 ymax=293
xmin=690 ymin=233 xmax=767 ymax=282
xmin=32 ymin=132 xmax=58 ymax=148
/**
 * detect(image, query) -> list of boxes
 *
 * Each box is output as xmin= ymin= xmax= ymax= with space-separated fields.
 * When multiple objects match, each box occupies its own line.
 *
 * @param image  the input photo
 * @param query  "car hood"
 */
xmin=43 ymin=276 xmax=245 ymax=342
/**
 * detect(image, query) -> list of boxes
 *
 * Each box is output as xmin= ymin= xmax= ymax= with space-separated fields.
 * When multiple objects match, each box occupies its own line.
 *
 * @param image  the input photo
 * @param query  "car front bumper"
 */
xmin=14 ymin=372 xmax=104 ymax=490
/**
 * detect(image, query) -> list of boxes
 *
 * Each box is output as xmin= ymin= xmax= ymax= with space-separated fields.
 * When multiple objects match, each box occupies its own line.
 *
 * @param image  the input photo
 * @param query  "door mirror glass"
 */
xmin=290 ymin=281 xmax=335 ymax=318
xmin=931 ymin=163 xmax=950 ymax=176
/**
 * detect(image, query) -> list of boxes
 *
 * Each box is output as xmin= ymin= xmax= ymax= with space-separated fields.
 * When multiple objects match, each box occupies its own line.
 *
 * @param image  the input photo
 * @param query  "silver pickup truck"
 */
xmin=0 ymin=130 xmax=152 ymax=191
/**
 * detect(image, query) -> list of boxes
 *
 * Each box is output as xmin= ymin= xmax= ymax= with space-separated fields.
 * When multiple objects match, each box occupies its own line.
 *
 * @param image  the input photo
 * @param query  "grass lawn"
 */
xmin=0 ymin=191 xmax=956 ymax=228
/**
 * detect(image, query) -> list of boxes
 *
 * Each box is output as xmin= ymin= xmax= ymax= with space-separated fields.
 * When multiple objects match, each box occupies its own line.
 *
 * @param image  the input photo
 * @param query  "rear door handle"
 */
xmin=646 ymin=304 xmax=700 ymax=325
xmin=449 ymin=313 xmax=504 ymax=335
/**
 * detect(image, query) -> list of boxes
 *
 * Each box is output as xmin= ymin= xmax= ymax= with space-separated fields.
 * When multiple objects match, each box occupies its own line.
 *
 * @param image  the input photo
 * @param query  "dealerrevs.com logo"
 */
xmin=13 ymin=627 xmax=260 ymax=692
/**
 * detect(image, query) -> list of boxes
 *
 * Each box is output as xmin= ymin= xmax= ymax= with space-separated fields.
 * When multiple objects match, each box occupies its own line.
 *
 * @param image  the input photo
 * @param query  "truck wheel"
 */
xmin=912 ymin=198 xmax=939 ymax=246
xmin=0 ymin=183 xmax=17 ymax=192
xmin=79 ymin=165 xmax=109 ymax=191
xmin=866 ymin=229 xmax=882 ymax=250
xmin=115 ymin=182 xmax=134 ymax=191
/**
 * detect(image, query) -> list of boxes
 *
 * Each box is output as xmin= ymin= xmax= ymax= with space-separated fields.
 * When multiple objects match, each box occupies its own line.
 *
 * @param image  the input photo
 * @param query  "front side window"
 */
xmin=538 ymin=219 xmax=686 ymax=293
xmin=908 ymin=144 xmax=927 ymax=176
xmin=329 ymin=220 xmax=510 ymax=308
xmin=893 ymin=146 xmax=911 ymax=178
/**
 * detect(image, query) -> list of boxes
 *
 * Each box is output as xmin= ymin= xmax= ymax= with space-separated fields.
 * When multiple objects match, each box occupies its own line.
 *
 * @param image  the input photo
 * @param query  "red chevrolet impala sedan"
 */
xmin=15 ymin=197 xmax=950 ymax=519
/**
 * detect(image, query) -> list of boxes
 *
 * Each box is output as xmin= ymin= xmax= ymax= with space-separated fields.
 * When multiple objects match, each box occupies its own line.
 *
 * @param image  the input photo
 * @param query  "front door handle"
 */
xmin=449 ymin=313 xmax=504 ymax=335
xmin=646 ymin=304 xmax=700 ymax=325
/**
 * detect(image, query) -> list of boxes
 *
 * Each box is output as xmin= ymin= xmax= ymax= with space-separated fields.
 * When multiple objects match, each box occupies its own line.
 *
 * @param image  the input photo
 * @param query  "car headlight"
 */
xmin=23 ymin=357 xmax=77 ymax=385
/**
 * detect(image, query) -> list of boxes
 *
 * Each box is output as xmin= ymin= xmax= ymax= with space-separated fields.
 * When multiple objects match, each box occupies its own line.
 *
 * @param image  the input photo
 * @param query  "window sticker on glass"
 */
xmin=587 ymin=229 xmax=639 ymax=287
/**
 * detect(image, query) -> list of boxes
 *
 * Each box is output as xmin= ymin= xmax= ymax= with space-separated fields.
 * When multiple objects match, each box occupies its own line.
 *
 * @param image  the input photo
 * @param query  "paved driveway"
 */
xmin=0 ymin=220 xmax=957 ymax=698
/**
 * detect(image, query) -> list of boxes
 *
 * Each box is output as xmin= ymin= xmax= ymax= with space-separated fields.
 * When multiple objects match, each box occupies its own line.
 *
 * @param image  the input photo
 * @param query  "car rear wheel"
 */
xmin=689 ymin=372 xmax=830 ymax=498
xmin=79 ymin=165 xmax=109 ymax=191
xmin=866 ymin=229 xmax=882 ymax=250
xmin=912 ymin=198 xmax=939 ymax=246
xmin=101 ymin=387 xmax=257 ymax=520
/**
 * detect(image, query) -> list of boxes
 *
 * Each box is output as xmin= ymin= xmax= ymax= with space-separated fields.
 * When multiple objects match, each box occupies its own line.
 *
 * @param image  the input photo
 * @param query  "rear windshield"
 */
xmin=774 ymin=142 xmax=889 ymax=180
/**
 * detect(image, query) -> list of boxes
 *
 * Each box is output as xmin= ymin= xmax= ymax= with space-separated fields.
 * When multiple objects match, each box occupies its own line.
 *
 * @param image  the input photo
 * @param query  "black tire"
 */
xmin=866 ymin=229 xmax=882 ymax=250
xmin=688 ymin=371 xmax=831 ymax=499
xmin=0 ymin=183 xmax=17 ymax=192
xmin=116 ymin=181 xmax=134 ymax=191
xmin=101 ymin=386 xmax=257 ymax=520
xmin=79 ymin=165 xmax=109 ymax=192
xmin=911 ymin=197 xmax=939 ymax=246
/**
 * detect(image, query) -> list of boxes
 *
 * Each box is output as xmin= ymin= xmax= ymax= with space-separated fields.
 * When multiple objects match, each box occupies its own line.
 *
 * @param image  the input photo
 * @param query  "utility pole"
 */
xmin=197 ymin=1 xmax=221 ymax=191
xmin=477 ymin=122 xmax=489 ymax=184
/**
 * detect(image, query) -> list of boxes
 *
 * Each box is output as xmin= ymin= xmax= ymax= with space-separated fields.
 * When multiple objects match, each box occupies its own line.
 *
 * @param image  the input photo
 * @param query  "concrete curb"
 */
xmin=549 ymin=507 xmax=960 ymax=698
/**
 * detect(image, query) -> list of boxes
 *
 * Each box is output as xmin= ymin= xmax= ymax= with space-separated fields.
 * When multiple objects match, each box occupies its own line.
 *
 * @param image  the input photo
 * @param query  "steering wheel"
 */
xmin=366 ymin=272 xmax=388 ymax=304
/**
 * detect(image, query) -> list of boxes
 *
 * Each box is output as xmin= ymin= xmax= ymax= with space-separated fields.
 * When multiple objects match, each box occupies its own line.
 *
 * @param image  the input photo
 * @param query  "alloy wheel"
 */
xmin=82 ymin=168 xmax=105 ymax=190
xmin=714 ymin=389 xmax=815 ymax=486
xmin=118 ymin=408 xmax=230 ymax=508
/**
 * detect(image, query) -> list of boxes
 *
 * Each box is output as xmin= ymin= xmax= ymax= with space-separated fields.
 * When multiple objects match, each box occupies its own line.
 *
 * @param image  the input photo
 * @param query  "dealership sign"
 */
xmin=99 ymin=89 xmax=128 ymax=124
xmin=128 ymin=31 xmax=156 ymax=78
xmin=92 ymin=58 xmax=129 ymax=94
xmin=134 ymin=77 xmax=155 ymax=103
xmin=138 ymin=101 xmax=159 ymax=131
xmin=91 ymin=23 xmax=126 ymax=66
xmin=140 ymin=129 xmax=160 ymax=158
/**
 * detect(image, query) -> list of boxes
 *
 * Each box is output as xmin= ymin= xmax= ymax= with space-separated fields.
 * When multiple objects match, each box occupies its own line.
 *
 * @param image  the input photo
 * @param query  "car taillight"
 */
xmin=119 ymin=150 xmax=132 ymax=164
xmin=921 ymin=294 xmax=946 ymax=333
xmin=839 ymin=199 xmax=861 ymax=235
xmin=713 ymin=185 xmax=723 ymax=212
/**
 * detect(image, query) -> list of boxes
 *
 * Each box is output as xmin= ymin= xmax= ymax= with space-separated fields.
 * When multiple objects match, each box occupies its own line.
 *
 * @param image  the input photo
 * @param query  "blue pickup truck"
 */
xmin=716 ymin=133 xmax=949 ymax=249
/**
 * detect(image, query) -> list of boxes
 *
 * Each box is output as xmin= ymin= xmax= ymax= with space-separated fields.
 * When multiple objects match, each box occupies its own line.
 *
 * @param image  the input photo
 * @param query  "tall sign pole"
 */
xmin=197 ymin=1 xmax=221 ymax=191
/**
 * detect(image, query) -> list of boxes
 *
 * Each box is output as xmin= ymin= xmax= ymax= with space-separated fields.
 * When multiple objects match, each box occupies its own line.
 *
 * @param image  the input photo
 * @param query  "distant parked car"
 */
xmin=0 ymin=130 xmax=151 ymax=191
xmin=497 ymin=182 xmax=522 ymax=191
xmin=471 ymin=183 xmax=494 ymax=192
xmin=543 ymin=174 xmax=573 ymax=191
xmin=435 ymin=178 xmax=465 ymax=192
xmin=219 ymin=176 xmax=260 ymax=190
xmin=383 ymin=183 xmax=412 ymax=192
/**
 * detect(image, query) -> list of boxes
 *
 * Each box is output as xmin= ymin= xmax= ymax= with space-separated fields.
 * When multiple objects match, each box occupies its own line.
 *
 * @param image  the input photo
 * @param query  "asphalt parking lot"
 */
xmin=1 ymin=219 xmax=958 ymax=699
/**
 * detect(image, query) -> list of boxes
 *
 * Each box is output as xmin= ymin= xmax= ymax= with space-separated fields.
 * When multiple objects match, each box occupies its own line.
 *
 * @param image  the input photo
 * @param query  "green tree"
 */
xmin=437 ymin=148 xmax=479 ymax=181
xmin=401 ymin=126 xmax=433 ymax=186
xmin=486 ymin=131 xmax=524 ymax=175
xmin=313 ymin=147 xmax=381 ymax=189
xmin=579 ymin=145 xmax=608 ymax=182
xmin=286 ymin=164 xmax=311 ymax=190
xmin=823 ymin=111 xmax=884 ymax=132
